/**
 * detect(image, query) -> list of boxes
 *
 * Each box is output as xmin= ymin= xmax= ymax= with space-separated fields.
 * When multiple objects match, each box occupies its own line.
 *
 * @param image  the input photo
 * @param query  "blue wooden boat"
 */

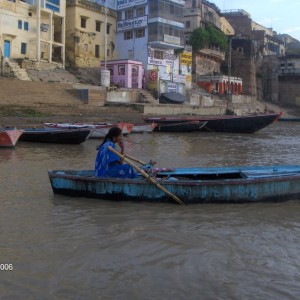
xmin=144 ymin=113 xmax=282 ymax=133
xmin=48 ymin=165 xmax=300 ymax=204
xmin=19 ymin=128 xmax=93 ymax=144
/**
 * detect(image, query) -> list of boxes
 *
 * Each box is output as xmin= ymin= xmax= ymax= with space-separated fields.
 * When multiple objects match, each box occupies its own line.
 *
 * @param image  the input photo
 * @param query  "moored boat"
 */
xmin=48 ymin=165 xmax=300 ymax=204
xmin=131 ymin=123 xmax=157 ymax=133
xmin=278 ymin=117 xmax=300 ymax=122
xmin=20 ymin=128 xmax=92 ymax=144
xmin=156 ymin=120 xmax=207 ymax=132
xmin=159 ymin=91 xmax=186 ymax=104
xmin=44 ymin=122 xmax=133 ymax=138
xmin=0 ymin=128 xmax=24 ymax=148
xmin=144 ymin=113 xmax=282 ymax=133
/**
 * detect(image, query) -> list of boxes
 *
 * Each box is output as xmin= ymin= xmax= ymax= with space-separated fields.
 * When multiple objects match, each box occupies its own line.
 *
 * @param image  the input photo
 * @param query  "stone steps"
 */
xmin=0 ymin=78 xmax=82 ymax=106
xmin=7 ymin=62 xmax=31 ymax=81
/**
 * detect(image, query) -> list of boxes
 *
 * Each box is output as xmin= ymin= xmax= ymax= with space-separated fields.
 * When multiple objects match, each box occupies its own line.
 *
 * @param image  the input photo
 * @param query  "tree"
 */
xmin=189 ymin=27 xmax=209 ymax=51
xmin=189 ymin=25 xmax=228 ymax=52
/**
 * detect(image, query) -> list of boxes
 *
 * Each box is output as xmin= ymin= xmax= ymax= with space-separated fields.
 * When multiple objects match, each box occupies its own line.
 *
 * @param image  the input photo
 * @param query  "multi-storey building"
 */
xmin=222 ymin=9 xmax=285 ymax=56
xmin=184 ymin=0 xmax=238 ymax=94
xmin=0 ymin=0 xmax=66 ymax=65
xmin=65 ymin=0 xmax=117 ymax=68
xmin=115 ymin=0 xmax=186 ymax=93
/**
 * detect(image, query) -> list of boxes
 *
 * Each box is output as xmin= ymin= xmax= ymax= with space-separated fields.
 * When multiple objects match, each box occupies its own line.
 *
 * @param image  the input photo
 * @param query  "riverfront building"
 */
xmin=0 ymin=0 xmax=66 ymax=65
xmin=65 ymin=0 xmax=117 ymax=68
xmin=115 ymin=0 xmax=188 ymax=93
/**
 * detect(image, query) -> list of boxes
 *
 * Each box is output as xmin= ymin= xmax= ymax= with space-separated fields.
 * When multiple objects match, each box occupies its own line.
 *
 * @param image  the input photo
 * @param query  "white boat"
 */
xmin=44 ymin=122 xmax=133 ymax=138
xmin=131 ymin=123 xmax=157 ymax=133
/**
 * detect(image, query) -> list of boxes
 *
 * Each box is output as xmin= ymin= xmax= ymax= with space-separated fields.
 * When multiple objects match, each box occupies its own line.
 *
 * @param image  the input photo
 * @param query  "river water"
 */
xmin=1 ymin=122 xmax=300 ymax=299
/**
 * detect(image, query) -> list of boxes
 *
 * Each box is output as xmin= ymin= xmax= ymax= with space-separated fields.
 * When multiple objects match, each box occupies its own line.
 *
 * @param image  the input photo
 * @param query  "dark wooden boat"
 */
xmin=144 ymin=113 xmax=282 ymax=133
xmin=48 ymin=165 xmax=300 ymax=204
xmin=19 ymin=128 xmax=92 ymax=144
xmin=156 ymin=121 xmax=207 ymax=132
xmin=278 ymin=117 xmax=300 ymax=122
xmin=159 ymin=92 xmax=186 ymax=104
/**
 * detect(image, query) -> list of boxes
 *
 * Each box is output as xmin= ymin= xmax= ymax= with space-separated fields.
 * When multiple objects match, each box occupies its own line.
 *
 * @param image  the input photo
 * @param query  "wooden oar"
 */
xmin=108 ymin=146 xmax=185 ymax=205
xmin=124 ymin=154 xmax=146 ymax=165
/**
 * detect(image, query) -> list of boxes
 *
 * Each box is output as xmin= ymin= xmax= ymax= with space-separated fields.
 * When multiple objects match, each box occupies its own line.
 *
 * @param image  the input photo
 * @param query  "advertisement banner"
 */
xmin=117 ymin=0 xmax=147 ymax=9
xmin=180 ymin=52 xmax=192 ymax=66
xmin=147 ymin=69 xmax=158 ymax=91
xmin=148 ymin=47 xmax=174 ymax=67
xmin=117 ymin=16 xmax=147 ymax=31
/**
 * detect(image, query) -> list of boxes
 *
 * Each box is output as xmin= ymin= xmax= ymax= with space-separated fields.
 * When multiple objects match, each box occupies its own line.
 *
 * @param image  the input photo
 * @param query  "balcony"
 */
xmin=198 ymin=47 xmax=225 ymax=61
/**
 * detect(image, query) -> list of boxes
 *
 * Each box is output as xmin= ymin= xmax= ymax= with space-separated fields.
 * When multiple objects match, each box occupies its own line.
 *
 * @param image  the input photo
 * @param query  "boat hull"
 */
xmin=155 ymin=121 xmax=207 ymax=132
xmin=48 ymin=165 xmax=300 ymax=204
xmin=131 ymin=123 xmax=157 ymax=133
xmin=20 ymin=128 xmax=92 ymax=144
xmin=144 ymin=113 xmax=282 ymax=133
xmin=44 ymin=122 xmax=132 ymax=138
xmin=0 ymin=129 xmax=24 ymax=147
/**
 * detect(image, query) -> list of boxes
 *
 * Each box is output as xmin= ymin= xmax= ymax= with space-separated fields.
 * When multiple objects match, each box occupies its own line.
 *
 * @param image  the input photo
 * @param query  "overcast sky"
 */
xmin=211 ymin=0 xmax=300 ymax=41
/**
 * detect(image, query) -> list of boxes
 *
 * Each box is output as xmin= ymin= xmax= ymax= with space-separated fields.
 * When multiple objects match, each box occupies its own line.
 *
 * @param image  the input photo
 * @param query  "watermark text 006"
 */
xmin=0 ymin=264 xmax=13 ymax=271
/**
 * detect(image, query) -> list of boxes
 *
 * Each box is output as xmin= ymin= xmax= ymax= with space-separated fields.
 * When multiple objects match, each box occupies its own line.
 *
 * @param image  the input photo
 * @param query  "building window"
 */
xmin=107 ymin=65 xmax=114 ymax=75
xmin=125 ymin=9 xmax=134 ymax=19
xmin=21 ymin=43 xmax=27 ymax=55
xmin=136 ymin=6 xmax=145 ymax=17
xmin=81 ymin=17 xmax=87 ymax=28
xmin=124 ymin=30 xmax=133 ymax=40
xmin=186 ymin=21 xmax=190 ymax=28
xmin=170 ymin=4 xmax=174 ymax=14
xmin=95 ymin=21 xmax=101 ymax=32
xmin=128 ymin=50 xmax=133 ymax=59
xmin=18 ymin=20 xmax=22 ymax=29
xmin=135 ymin=28 xmax=145 ymax=38
xmin=24 ymin=22 xmax=29 ymax=31
xmin=106 ymin=24 xmax=111 ymax=34
xmin=154 ymin=50 xmax=164 ymax=60
xmin=118 ymin=65 xmax=125 ymax=75
xmin=107 ymin=49 xmax=110 ymax=57
xmin=95 ymin=45 xmax=100 ymax=58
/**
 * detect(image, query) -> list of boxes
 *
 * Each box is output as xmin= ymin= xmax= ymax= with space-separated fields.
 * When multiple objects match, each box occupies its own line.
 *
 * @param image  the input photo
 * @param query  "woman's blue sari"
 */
xmin=95 ymin=141 xmax=137 ymax=178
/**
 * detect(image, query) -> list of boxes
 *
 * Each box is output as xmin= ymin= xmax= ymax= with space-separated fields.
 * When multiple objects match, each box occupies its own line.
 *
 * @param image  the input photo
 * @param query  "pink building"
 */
xmin=101 ymin=59 xmax=144 ymax=89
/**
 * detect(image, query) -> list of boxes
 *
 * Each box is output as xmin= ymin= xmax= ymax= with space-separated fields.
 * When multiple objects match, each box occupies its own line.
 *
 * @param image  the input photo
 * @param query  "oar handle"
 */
xmin=108 ymin=146 xmax=184 ymax=205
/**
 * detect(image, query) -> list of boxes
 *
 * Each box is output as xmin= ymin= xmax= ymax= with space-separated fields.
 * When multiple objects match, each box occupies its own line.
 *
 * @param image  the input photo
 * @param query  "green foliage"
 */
xmin=206 ymin=24 xmax=228 ymax=51
xmin=189 ymin=27 xmax=209 ymax=51
xmin=189 ymin=25 xmax=228 ymax=52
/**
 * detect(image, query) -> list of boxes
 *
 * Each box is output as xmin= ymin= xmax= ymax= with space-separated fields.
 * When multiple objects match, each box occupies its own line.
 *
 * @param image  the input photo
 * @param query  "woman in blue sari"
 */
xmin=95 ymin=127 xmax=137 ymax=178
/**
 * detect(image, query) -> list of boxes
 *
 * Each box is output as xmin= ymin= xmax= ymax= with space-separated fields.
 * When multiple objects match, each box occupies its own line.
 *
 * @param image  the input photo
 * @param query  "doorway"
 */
xmin=4 ymin=40 xmax=11 ymax=58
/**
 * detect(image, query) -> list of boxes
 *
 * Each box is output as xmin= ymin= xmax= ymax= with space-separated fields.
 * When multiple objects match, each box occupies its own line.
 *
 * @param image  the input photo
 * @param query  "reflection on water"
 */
xmin=1 ymin=122 xmax=300 ymax=299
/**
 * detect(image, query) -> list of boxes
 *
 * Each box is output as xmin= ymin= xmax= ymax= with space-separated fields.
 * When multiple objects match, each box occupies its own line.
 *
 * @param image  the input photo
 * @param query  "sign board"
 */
xmin=117 ymin=0 xmax=147 ymax=9
xmin=40 ymin=23 xmax=49 ymax=32
xmin=180 ymin=52 xmax=192 ymax=66
xmin=148 ymin=47 xmax=174 ymax=67
xmin=164 ymin=35 xmax=181 ymax=46
xmin=117 ymin=16 xmax=147 ymax=31
xmin=167 ymin=82 xmax=178 ymax=92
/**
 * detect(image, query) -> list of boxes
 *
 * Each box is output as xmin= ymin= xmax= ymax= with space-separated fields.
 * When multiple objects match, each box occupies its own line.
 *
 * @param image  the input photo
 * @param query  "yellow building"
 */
xmin=220 ymin=17 xmax=235 ymax=36
xmin=0 ymin=0 xmax=66 ymax=65
xmin=66 ymin=0 xmax=117 ymax=68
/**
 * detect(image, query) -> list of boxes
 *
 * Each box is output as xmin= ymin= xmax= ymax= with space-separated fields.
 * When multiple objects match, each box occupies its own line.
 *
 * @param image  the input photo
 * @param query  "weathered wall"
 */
xmin=279 ymin=76 xmax=300 ymax=107
xmin=230 ymin=39 xmax=257 ymax=97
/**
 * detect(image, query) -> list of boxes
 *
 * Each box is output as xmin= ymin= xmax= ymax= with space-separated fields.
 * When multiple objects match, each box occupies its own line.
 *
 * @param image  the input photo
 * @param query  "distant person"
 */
xmin=95 ymin=127 xmax=137 ymax=178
